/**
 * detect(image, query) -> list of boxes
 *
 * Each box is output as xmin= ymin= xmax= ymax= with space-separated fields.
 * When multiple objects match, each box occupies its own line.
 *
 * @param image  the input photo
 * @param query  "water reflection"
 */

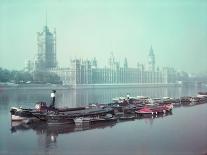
xmin=10 ymin=112 xmax=173 ymax=148
xmin=0 ymin=86 xmax=203 ymax=108
xmin=137 ymin=111 xmax=173 ymax=126
xmin=11 ymin=121 xmax=117 ymax=148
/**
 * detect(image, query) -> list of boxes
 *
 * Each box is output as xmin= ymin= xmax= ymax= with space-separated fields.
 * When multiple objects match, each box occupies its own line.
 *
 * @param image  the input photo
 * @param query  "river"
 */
xmin=0 ymin=86 xmax=207 ymax=155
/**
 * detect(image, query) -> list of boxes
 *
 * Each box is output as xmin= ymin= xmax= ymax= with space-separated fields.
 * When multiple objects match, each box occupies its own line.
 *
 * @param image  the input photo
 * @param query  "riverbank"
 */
xmin=0 ymin=83 xmax=182 ymax=90
xmin=73 ymin=83 xmax=182 ymax=89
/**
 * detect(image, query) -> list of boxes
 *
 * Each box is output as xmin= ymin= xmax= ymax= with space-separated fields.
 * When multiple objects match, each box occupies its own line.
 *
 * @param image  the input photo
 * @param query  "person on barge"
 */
xmin=50 ymin=90 xmax=56 ymax=108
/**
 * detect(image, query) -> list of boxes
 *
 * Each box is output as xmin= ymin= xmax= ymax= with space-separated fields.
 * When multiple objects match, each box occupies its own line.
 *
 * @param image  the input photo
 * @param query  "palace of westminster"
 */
xmin=25 ymin=25 xmax=188 ymax=86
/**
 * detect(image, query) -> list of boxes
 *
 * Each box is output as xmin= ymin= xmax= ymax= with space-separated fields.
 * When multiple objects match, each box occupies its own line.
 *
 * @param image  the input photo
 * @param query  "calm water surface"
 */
xmin=0 ymin=86 xmax=207 ymax=155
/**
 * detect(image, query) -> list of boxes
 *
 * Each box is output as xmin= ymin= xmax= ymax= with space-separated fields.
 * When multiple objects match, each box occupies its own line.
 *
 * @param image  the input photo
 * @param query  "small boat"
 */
xmin=122 ymin=104 xmax=137 ymax=114
xmin=162 ymin=97 xmax=173 ymax=101
xmin=136 ymin=96 xmax=152 ymax=104
xmin=73 ymin=113 xmax=117 ymax=126
xmin=180 ymin=96 xmax=192 ymax=103
xmin=90 ymin=116 xmax=117 ymax=124
xmin=119 ymin=115 xmax=135 ymax=121
xmin=163 ymin=97 xmax=180 ymax=105
xmin=151 ymin=106 xmax=167 ymax=114
xmin=190 ymin=97 xmax=200 ymax=102
xmin=135 ymin=107 xmax=155 ymax=115
xmin=135 ymin=103 xmax=173 ymax=116
xmin=198 ymin=92 xmax=207 ymax=96
xmin=10 ymin=107 xmax=44 ymax=122
xmin=162 ymin=103 xmax=174 ymax=111
xmin=198 ymin=96 xmax=207 ymax=102
xmin=74 ymin=117 xmax=91 ymax=126
xmin=151 ymin=98 xmax=162 ymax=104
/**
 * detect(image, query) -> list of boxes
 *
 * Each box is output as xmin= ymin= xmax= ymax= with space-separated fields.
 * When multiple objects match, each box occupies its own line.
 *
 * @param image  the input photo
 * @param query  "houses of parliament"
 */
xmin=25 ymin=25 xmax=186 ymax=86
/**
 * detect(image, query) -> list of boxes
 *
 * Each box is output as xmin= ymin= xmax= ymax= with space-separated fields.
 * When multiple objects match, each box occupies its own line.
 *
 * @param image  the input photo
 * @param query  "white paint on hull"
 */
xmin=11 ymin=115 xmax=37 ymax=123
xmin=11 ymin=115 xmax=28 ymax=121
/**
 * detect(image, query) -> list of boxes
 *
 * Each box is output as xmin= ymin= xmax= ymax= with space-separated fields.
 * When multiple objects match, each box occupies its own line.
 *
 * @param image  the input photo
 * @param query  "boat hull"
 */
xmin=90 ymin=117 xmax=117 ymax=124
xmin=11 ymin=115 xmax=29 ymax=121
xmin=46 ymin=115 xmax=75 ymax=125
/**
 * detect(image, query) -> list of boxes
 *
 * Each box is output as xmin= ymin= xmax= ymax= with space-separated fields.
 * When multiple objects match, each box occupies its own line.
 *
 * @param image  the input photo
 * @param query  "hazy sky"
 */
xmin=0 ymin=0 xmax=207 ymax=73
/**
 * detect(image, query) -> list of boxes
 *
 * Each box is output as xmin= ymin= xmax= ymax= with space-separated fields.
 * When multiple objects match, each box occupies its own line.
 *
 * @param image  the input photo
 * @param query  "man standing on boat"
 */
xmin=50 ymin=90 xmax=56 ymax=108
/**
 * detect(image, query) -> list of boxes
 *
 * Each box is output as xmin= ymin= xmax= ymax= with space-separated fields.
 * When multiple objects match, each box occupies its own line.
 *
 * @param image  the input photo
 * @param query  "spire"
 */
xmin=44 ymin=11 xmax=49 ymax=32
xmin=92 ymin=57 xmax=97 ymax=68
xmin=149 ymin=45 xmax=154 ymax=56
xmin=124 ymin=57 xmax=128 ymax=68
xmin=109 ymin=52 xmax=115 ymax=66
xmin=45 ymin=11 xmax=47 ymax=27
xmin=148 ymin=45 xmax=155 ymax=71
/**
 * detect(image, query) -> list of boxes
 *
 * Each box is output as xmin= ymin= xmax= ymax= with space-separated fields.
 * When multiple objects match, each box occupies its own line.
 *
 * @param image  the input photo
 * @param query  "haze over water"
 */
xmin=0 ymin=86 xmax=207 ymax=155
xmin=1 ymin=0 xmax=207 ymax=73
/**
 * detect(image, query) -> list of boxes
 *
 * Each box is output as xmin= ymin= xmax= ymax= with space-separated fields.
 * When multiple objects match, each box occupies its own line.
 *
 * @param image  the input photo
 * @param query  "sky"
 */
xmin=0 ymin=0 xmax=207 ymax=73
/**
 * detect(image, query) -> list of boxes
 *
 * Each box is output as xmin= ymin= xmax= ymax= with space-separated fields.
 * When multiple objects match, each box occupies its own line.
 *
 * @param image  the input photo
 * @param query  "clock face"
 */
xmin=149 ymin=58 xmax=153 ymax=63
xmin=148 ymin=56 xmax=154 ymax=63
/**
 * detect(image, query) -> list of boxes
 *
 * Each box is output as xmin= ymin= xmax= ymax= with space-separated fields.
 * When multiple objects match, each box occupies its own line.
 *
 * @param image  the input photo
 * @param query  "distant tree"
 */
xmin=13 ymin=71 xmax=33 ymax=83
xmin=33 ymin=71 xmax=61 ymax=84
xmin=0 ymin=68 xmax=61 ymax=84
xmin=0 ymin=68 xmax=11 ymax=82
xmin=177 ymin=71 xmax=189 ymax=82
xmin=48 ymin=72 xmax=61 ymax=84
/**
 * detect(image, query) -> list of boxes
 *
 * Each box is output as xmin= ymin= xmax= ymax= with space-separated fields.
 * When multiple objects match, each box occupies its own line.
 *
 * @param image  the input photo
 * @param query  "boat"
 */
xmin=119 ymin=115 xmax=135 ymax=121
xmin=122 ymin=104 xmax=137 ymax=114
xmin=162 ymin=97 xmax=180 ymax=105
xmin=46 ymin=113 xmax=75 ymax=125
xmin=160 ymin=103 xmax=173 ymax=111
xmin=10 ymin=101 xmax=113 ymax=124
xmin=10 ymin=107 xmax=35 ymax=121
xmin=190 ymin=97 xmax=200 ymax=102
xmin=10 ymin=106 xmax=48 ymax=122
xmin=112 ymin=95 xmax=152 ymax=105
xmin=10 ymin=102 xmax=85 ymax=121
xmin=180 ymin=96 xmax=192 ymax=103
xmin=198 ymin=92 xmax=207 ymax=96
xmin=136 ymin=96 xmax=152 ymax=104
xmin=151 ymin=98 xmax=162 ymax=104
xmin=110 ymin=95 xmax=175 ymax=115
xmin=135 ymin=107 xmax=155 ymax=115
xmin=90 ymin=114 xmax=117 ymax=124
xmin=73 ymin=117 xmax=91 ymax=126
xmin=196 ymin=93 xmax=207 ymax=103
xmin=38 ymin=107 xmax=115 ymax=125
xmin=73 ymin=113 xmax=117 ymax=126
xmin=135 ymin=103 xmax=173 ymax=116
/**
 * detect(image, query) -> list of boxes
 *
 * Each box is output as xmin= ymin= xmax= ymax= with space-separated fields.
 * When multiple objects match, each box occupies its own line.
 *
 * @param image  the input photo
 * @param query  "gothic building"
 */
xmin=148 ymin=46 xmax=155 ymax=72
xmin=35 ymin=25 xmax=57 ymax=70
xmin=25 ymin=24 xmax=182 ymax=86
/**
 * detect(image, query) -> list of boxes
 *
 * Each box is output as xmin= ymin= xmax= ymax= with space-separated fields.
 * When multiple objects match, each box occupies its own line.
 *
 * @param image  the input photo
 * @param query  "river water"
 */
xmin=0 ymin=86 xmax=207 ymax=155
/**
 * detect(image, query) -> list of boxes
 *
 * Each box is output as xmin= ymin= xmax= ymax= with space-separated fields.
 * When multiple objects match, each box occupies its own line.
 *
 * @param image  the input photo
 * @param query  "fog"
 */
xmin=0 ymin=0 xmax=207 ymax=73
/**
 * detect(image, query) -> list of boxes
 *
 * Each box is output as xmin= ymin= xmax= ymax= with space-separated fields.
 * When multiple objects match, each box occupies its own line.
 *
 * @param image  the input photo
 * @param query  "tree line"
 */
xmin=0 ymin=68 xmax=61 ymax=84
